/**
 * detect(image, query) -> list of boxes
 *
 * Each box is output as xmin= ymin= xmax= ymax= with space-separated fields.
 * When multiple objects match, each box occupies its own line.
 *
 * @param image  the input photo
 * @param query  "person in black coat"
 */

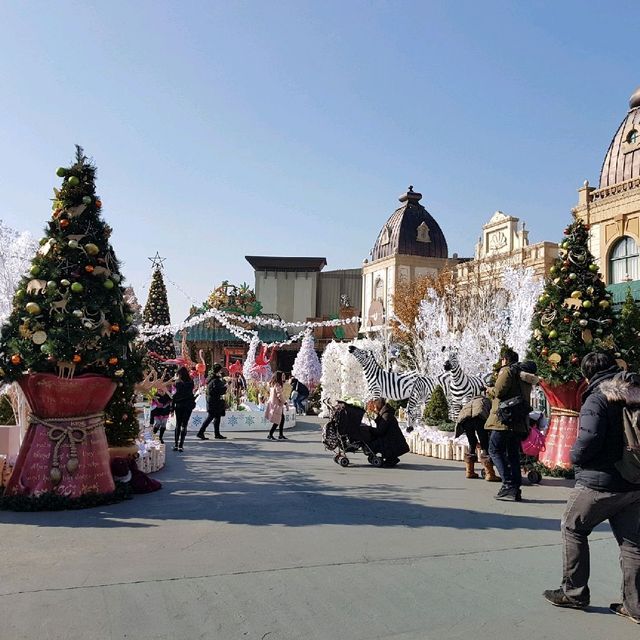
xmin=171 ymin=366 xmax=196 ymax=452
xmin=543 ymin=352 xmax=640 ymax=622
xmin=197 ymin=364 xmax=228 ymax=440
xmin=370 ymin=399 xmax=410 ymax=467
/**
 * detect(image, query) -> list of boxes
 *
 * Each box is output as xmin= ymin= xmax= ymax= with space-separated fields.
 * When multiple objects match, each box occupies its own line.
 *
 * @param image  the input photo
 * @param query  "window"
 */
xmin=626 ymin=129 xmax=638 ymax=144
xmin=609 ymin=236 xmax=639 ymax=284
xmin=374 ymin=277 xmax=384 ymax=303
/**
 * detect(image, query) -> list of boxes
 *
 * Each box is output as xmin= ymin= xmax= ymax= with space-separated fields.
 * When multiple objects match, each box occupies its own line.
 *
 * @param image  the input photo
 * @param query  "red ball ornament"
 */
xmin=95 ymin=200 xmax=102 ymax=209
xmin=541 ymin=348 xmax=549 ymax=357
xmin=10 ymin=354 xmax=21 ymax=365
xmin=570 ymin=356 xmax=580 ymax=365
xmin=72 ymin=354 xmax=82 ymax=363
xmin=110 ymin=324 xmax=120 ymax=333
xmin=59 ymin=219 xmax=70 ymax=229
xmin=563 ymin=316 xmax=571 ymax=324
xmin=108 ymin=357 xmax=118 ymax=365
xmin=85 ymin=265 xmax=94 ymax=273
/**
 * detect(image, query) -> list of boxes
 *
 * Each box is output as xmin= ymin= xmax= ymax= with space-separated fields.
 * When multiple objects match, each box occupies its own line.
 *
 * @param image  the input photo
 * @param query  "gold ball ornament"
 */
xmin=599 ymin=300 xmax=610 ymax=308
xmin=25 ymin=302 xmax=41 ymax=315
xmin=84 ymin=243 xmax=100 ymax=256
xmin=571 ymin=291 xmax=582 ymax=299
xmin=31 ymin=330 xmax=47 ymax=345
xmin=548 ymin=353 xmax=562 ymax=364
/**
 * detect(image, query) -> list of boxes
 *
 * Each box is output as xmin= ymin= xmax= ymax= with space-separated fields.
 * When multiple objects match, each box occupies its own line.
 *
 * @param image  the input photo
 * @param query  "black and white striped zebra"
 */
xmin=348 ymin=346 xmax=444 ymax=429
xmin=442 ymin=349 xmax=487 ymax=421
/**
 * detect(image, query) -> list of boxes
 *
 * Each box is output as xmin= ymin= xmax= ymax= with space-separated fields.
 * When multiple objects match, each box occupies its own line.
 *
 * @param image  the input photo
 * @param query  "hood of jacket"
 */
xmin=582 ymin=366 xmax=621 ymax=401
xmin=519 ymin=370 xmax=539 ymax=386
xmin=598 ymin=372 xmax=640 ymax=406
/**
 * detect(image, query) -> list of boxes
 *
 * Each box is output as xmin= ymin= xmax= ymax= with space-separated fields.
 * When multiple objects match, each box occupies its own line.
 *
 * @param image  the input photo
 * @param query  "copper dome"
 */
xmin=370 ymin=187 xmax=448 ymax=261
xmin=599 ymin=86 xmax=640 ymax=188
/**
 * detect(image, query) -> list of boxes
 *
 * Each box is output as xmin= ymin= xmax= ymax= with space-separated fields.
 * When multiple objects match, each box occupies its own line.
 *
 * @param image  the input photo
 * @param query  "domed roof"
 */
xmin=599 ymin=86 xmax=640 ymax=188
xmin=370 ymin=187 xmax=448 ymax=262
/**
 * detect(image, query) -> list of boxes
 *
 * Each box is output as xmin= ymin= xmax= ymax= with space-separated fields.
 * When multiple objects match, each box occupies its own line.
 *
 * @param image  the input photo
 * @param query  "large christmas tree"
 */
xmin=527 ymin=218 xmax=616 ymax=383
xmin=0 ymin=147 xmax=138 ymax=381
xmin=614 ymin=287 xmax=640 ymax=372
xmin=142 ymin=262 xmax=176 ymax=367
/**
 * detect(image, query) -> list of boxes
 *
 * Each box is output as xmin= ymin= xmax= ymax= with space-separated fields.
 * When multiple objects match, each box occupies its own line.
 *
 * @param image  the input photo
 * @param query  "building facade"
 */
xmin=573 ymin=86 xmax=640 ymax=304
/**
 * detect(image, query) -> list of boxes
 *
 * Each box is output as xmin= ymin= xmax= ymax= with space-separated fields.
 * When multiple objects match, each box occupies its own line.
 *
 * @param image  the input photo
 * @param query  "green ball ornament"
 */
xmin=103 ymin=279 xmax=114 ymax=290
xmin=582 ymin=300 xmax=592 ymax=309
xmin=15 ymin=289 xmax=25 ymax=300
xmin=568 ymin=273 xmax=577 ymax=280
xmin=84 ymin=243 xmax=99 ymax=256
xmin=82 ymin=196 xmax=92 ymax=205
xmin=71 ymin=282 xmax=84 ymax=293
xmin=72 ymin=309 xmax=83 ymax=318
xmin=588 ymin=264 xmax=598 ymax=272
xmin=40 ymin=343 xmax=52 ymax=354
xmin=46 ymin=280 xmax=57 ymax=291
xmin=561 ymin=240 xmax=569 ymax=249
xmin=112 ymin=274 xmax=121 ymax=283
xmin=68 ymin=240 xmax=79 ymax=249
xmin=30 ymin=265 xmax=41 ymax=277
xmin=60 ymin=279 xmax=71 ymax=287
xmin=25 ymin=302 xmax=41 ymax=315
xmin=549 ymin=330 xmax=558 ymax=339
xmin=549 ymin=266 xmax=558 ymax=275
xmin=599 ymin=300 xmax=610 ymax=308
xmin=56 ymin=167 xmax=67 ymax=177
xmin=67 ymin=176 xmax=80 ymax=187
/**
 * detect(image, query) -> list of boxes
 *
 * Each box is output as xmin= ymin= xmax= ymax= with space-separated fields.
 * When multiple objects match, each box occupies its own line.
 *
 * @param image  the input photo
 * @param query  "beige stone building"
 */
xmin=455 ymin=211 xmax=558 ymax=290
xmin=361 ymin=187 xmax=458 ymax=329
xmin=573 ymin=86 xmax=640 ymax=303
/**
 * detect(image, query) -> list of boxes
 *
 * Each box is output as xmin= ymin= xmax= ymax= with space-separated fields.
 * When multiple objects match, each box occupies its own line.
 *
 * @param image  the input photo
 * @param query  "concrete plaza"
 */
xmin=0 ymin=417 xmax=637 ymax=640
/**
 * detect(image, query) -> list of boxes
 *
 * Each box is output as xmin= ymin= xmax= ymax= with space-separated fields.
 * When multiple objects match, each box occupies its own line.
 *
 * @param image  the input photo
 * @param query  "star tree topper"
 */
xmin=148 ymin=252 xmax=166 ymax=270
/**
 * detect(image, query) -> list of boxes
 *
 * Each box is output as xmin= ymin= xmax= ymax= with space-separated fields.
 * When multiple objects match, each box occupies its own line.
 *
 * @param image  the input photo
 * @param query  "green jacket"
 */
xmin=485 ymin=365 xmax=539 ymax=433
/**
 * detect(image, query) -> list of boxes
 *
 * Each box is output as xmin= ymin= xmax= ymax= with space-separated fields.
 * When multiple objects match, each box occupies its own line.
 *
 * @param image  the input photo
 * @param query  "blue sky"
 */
xmin=1 ymin=1 xmax=638 ymax=322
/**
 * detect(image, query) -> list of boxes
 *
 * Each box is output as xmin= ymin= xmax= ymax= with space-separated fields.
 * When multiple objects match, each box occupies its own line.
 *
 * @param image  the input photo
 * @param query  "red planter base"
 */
xmin=538 ymin=379 xmax=587 ymax=470
xmin=4 ymin=373 xmax=117 ymax=500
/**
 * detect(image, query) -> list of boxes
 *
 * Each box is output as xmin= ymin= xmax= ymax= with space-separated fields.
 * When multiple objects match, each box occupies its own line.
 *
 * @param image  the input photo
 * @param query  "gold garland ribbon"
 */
xmin=550 ymin=407 xmax=580 ymax=418
xmin=29 ymin=413 xmax=105 ymax=485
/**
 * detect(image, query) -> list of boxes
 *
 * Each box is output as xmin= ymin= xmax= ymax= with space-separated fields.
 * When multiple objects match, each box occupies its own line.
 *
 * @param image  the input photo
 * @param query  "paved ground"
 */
xmin=0 ymin=417 xmax=637 ymax=640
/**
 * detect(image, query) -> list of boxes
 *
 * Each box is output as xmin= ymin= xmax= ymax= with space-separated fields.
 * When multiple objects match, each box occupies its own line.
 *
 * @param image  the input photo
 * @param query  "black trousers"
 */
xmin=199 ymin=413 xmax=221 ymax=436
xmin=489 ymin=430 xmax=522 ymax=489
xmin=463 ymin=418 xmax=489 ymax=454
xmin=174 ymin=406 xmax=194 ymax=447
xmin=269 ymin=414 xmax=285 ymax=437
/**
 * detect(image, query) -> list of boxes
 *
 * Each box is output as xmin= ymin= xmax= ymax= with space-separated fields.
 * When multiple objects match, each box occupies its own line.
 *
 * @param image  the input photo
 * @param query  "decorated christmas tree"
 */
xmin=614 ymin=287 xmax=640 ymax=372
xmin=528 ymin=218 xmax=616 ymax=382
xmin=291 ymin=331 xmax=322 ymax=388
xmin=320 ymin=341 xmax=344 ymax=414
xmin=142 ymin=260 xmax=176 ymax=368
xmin=527 ymin=217 xmax=616 ymax=470
xmin=0 ymin=146 xmax=140 ymax=506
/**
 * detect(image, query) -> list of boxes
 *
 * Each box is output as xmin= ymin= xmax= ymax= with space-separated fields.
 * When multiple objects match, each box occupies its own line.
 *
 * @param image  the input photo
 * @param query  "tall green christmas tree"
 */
xmin=614 ymin=287 xmax=640 ymax=372
xmin=142 ymin=262 xmax=176 ymax=368
xmin=527 ymin=218 xmax=617 ymax=383
xmin=0 ymin=146 xmax=138 ymax=383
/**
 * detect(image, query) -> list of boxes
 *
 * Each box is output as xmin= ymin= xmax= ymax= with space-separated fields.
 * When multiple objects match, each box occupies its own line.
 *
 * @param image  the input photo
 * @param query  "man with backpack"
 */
xmin=543 ymin=352 xmax=640 ymax=624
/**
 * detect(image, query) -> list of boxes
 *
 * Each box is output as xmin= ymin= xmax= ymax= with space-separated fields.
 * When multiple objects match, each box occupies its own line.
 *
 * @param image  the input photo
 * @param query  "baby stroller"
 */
xmin=322 ymin=401 xmax=383 ymax=468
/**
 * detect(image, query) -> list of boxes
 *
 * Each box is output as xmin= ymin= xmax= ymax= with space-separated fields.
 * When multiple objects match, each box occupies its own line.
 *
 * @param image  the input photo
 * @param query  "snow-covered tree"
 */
xmin=243 ymin=335 xmax=260 ymax=382
xmin=340 ymin=337 xmax=385 ymax=400
xmin=320 ymin=341 xmax=345 ymax=414
xmin=292 ymin=331 xmax=321 ymax=388
xmin=123 ymin=286 xmax=143 ymax=327
xmin=0 ymin=221 xmax=36 ymax=323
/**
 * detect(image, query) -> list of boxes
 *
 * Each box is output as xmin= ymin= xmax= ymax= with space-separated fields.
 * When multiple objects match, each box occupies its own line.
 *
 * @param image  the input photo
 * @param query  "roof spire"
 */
xmin=399 ymin=185 xmax=422 ymax=203
xmin=630 ymin=86 xmax=640 ymax=110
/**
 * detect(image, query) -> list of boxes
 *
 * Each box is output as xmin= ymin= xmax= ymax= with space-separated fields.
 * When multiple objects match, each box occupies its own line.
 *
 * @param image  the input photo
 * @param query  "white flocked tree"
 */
xmin=292 ymin=330 xmax=322 ymax=388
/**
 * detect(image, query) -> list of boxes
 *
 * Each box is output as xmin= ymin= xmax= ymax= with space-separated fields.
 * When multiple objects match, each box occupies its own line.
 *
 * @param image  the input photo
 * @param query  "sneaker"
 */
xmin=278 ymin=435 xmax=288 ymax=440
xmin=196 ymin=433 xmax=208 ymax=440
xmin=543 ymin=589 xmax=588 ymax=609
xmin=495 ymin=485 xmax=510 ymax=498
xmin=214 ymin=434 xmax=227 ymax=440
xmin=172 ymin=446 xmax=178 ymax=451
xmin=496 ymin=487 xmax=522 ymax=502
xmin=267 ymin=435 xmax=276 ymax=440
xmin=178 ymin=446 xmax=184 ymax=452
xmin=610 ymin=603 xmax=640 ymax=624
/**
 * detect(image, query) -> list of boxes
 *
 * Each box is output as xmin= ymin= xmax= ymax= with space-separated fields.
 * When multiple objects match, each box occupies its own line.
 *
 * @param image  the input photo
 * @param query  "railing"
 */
xmin=590 ymin=177 xmax=640 ymax=202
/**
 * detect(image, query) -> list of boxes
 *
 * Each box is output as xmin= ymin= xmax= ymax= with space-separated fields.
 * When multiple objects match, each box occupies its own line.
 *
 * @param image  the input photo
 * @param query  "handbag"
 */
xmin=496 ymin=395 xmax=528 ymax=425
xmin=521 ymin=425 xmax=546 ymax=457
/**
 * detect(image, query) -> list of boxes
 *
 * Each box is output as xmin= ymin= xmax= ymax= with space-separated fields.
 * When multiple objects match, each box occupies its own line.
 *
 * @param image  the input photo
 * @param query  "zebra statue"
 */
xmin=348 ymin=346 xmax=444 ymax=430
xmin=442 ymin=349 xmax=487 ymax=421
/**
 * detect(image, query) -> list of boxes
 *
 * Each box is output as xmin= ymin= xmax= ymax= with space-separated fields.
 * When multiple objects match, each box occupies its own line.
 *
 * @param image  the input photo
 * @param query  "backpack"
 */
xmin=614 ymin=373 xmax=640 ymax=484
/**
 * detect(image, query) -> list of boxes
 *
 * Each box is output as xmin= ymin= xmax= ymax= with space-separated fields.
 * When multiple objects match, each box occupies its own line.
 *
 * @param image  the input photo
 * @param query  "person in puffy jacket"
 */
xmin=370 ymin=399 xmax=410 ymax=467
xmin=543 ymin=352 xmax=640 ymax=623
xmin=455 ymin=394 xmax=498 ymax=481
xmin=485 ymin=349 xmax=539 ymax=501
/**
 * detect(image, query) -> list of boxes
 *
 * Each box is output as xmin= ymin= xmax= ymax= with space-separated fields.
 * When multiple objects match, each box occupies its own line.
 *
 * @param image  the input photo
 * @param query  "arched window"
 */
xmin=609 ymin=236 xmax=639 ymax=284
xmin=374 ymin=277 xmax=384 ymax=303
xmin=626 ymin=129 xmax=638 ymax=144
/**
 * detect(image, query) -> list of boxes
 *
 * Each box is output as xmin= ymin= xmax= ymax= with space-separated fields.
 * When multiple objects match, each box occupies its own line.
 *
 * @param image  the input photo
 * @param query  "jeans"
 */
xmin=489 ymin=430 xmax=522 ymax=489
xmin=199 ymin=413 xmax=221 ymax=436
xmin=561 ymin=484 xmax=640 ymax=615
xmin=294 ymin=394 xmax=308 ymax=415
xmin=174 ymin=406 xmax=193 ymax=447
